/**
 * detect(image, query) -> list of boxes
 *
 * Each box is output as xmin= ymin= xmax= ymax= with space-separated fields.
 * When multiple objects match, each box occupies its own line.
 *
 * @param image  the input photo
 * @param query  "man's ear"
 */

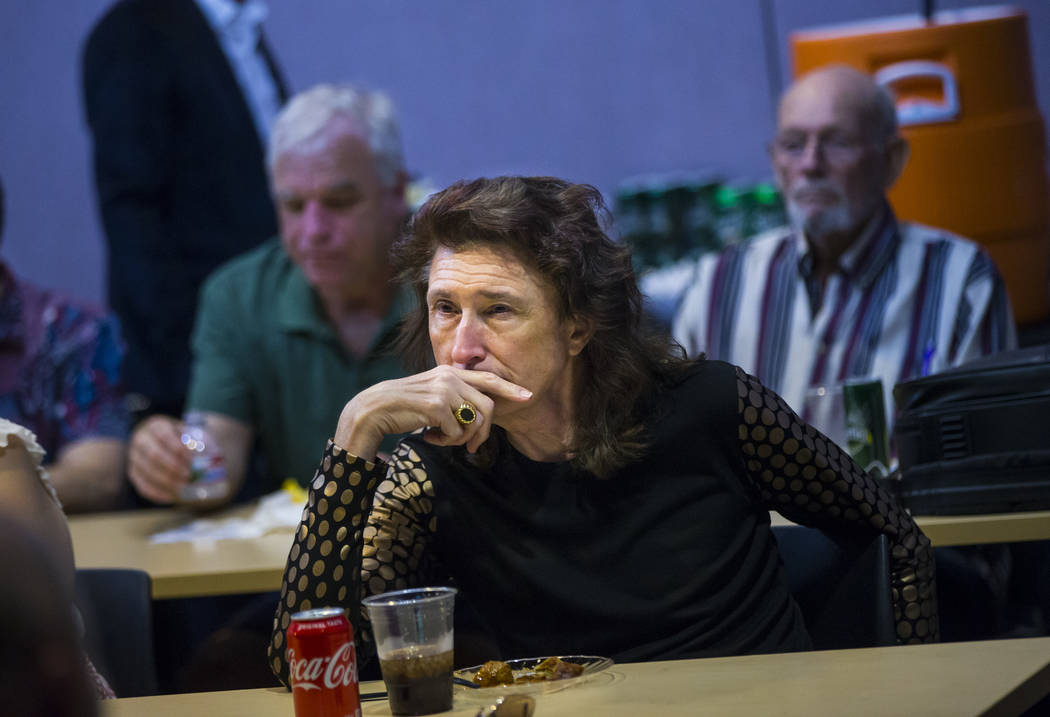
xmin=386 ymin=170 xmax=410 ymax=215
xmin=566 ymin=318 xmax=594 ymax=357
xmin=391 ymin=170 xmax=410 ymax=200
xmin=884 ymin=135 xmax=910 ymax=189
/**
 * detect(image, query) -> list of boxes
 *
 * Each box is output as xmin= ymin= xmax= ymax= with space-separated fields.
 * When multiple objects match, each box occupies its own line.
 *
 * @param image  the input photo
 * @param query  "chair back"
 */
xmin=74 ymin=568 xmax=157 ymax=697
xmin=772 ymin=525 xmax=896 ymax=650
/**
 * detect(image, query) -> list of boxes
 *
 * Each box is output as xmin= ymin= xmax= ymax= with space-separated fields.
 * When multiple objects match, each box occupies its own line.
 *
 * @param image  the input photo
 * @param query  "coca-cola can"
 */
xmin=287 ymin=607 xmax=361 ymax=717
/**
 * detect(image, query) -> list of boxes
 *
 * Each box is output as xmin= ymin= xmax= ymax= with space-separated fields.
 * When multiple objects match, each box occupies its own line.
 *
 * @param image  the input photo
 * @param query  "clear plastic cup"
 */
xmin=804 ymin=383 xmax=846 ymax=448
xmin=363 ymin=587 xmax=457 ymax=716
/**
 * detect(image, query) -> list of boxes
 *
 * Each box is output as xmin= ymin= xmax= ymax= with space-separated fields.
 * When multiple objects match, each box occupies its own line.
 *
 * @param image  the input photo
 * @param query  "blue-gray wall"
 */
xmin=1 ymin=0 xmax=1047 ymax=305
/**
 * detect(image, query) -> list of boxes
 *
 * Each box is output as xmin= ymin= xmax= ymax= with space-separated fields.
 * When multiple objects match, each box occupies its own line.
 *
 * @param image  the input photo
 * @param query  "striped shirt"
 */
xmin=670 ymin=205 xmax=1017 ymax=432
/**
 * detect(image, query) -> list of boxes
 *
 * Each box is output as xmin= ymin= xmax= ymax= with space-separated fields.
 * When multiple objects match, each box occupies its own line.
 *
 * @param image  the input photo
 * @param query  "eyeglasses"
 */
xmin=771 ymin=132 xmax=872 ymax=165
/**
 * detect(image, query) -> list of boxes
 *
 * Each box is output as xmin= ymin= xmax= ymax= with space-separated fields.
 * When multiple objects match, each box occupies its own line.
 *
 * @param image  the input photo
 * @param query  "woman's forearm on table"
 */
xmin=268 ymin=440 xmax=383 ymax=687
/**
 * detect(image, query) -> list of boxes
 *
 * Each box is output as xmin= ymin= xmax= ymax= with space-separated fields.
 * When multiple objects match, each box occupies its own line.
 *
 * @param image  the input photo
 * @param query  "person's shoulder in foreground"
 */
xmin=0 ymin=418 xmax=115 ymax=706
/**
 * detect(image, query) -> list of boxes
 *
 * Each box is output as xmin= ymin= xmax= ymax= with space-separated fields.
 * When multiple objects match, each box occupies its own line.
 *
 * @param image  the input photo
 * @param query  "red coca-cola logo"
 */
xmin=288 ymin=642 xmax=357 ymax=691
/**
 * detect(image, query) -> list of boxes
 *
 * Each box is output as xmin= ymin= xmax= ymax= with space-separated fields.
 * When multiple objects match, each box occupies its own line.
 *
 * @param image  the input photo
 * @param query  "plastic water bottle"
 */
xmin=179 ymin=412 xmax=230 ymax=504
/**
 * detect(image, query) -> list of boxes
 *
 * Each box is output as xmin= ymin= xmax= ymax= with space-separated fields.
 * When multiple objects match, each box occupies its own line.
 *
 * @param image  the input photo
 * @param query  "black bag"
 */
xmin=892 ymin=344 xmax=1050 ymax=515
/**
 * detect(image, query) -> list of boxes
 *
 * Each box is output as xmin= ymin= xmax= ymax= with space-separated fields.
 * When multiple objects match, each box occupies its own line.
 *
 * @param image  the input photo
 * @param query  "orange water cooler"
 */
xmin=791 ymin=6 xmax=1050 ymax=325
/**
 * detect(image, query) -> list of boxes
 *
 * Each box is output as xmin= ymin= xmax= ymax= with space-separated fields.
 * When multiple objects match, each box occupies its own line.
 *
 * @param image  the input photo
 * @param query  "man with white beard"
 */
xmin=670 ymin=64 xmax=1016 ymax=431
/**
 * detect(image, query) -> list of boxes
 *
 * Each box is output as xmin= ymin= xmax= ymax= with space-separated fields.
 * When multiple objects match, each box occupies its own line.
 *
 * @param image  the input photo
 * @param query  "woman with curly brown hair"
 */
xmin=268 ymin=176 xmax=937 ymax=685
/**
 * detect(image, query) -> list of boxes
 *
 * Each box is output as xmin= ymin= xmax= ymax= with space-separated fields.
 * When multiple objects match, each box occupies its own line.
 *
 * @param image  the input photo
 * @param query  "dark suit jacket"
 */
xmin=82 ymin=0 xmax=289 ymax=417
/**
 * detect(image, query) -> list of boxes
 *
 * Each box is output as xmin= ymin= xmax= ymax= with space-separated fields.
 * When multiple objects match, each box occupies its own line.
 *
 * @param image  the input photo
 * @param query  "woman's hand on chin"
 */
xmin=334 ymin=365 xmax=532 ymax=459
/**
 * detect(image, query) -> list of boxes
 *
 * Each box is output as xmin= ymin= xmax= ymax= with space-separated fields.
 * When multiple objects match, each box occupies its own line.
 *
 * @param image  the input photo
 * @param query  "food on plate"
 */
xmin=472 ymin=660 xmax=515 ymax=687
xmin=533 ymin=657 xmax=585 ymax=681
xmin=471 ymin=657 xmax=585 ymax=687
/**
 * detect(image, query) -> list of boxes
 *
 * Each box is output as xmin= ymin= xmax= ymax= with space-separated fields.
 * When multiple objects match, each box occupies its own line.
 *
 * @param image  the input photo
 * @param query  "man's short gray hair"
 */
xmin=783 ymin=64 xmax=902 ymax=148
xmin=268 ymin=84 xmax=405 ymax=186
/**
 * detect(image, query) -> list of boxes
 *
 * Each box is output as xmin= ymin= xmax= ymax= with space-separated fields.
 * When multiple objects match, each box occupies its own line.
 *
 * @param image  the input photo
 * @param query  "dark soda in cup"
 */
xmin=378 ymin=645 xmax=454 ymax=715
xmin=363 ymin=587 xmax=457 ymax=716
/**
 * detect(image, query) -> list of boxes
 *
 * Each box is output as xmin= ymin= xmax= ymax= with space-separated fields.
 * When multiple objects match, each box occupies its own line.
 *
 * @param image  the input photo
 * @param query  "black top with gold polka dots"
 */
xmin=268 ymin=360 xmax=937 ymax=686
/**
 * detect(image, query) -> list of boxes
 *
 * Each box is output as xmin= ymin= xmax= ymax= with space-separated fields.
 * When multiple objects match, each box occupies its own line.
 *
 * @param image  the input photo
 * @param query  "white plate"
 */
xmin=454 ymin=655 xmax=614 ymax=698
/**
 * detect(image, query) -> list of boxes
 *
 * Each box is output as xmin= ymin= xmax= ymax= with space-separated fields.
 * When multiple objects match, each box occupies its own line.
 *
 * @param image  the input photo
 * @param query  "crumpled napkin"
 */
xmin=149 ymin=480 xmax=307 ymax=544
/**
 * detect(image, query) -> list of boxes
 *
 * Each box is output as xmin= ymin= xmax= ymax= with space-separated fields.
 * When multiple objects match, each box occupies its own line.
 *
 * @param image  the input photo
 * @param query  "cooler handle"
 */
xmin=873 ymin=60 xmax=960 ymax=125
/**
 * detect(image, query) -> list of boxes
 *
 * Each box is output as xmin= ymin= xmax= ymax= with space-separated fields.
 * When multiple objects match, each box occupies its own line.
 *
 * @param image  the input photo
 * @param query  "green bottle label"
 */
xmin=842 ymin=379 xmax=889 ymax=477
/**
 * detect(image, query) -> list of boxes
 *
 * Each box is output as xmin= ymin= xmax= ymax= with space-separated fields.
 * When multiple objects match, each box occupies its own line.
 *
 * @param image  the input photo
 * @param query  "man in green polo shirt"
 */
xmin=127 ymin=84 xmax=410 ymax=505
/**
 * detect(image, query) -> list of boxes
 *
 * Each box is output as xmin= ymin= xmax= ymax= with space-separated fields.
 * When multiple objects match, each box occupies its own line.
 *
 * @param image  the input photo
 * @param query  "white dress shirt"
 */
xmin=195 ymin=0 xmax=282 ymax=143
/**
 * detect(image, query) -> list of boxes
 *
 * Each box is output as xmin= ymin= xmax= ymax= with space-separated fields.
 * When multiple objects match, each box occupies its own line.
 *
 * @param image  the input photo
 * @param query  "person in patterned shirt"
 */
xmin=668 ymin=64 xmax=1017 ymax=642
xmin=269 ymin=176 xmax=937 ymax=684
xmin=0 ymin=178 xmax=129 ymax=512
xmin=669 ymin=65 xmax=1015 ymax=436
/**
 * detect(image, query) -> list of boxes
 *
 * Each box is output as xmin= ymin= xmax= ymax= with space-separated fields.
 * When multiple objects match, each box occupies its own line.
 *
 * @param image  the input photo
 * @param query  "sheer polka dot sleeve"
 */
xmin=268 ymin=440 xmax=382 ymax=687
xmin=359 ymin=442 xmax=439 ymax=601
xmin=733 ymin=366 xmax=939 ymax=644
xmin=268 ymin=440 xmax=439 ymax=688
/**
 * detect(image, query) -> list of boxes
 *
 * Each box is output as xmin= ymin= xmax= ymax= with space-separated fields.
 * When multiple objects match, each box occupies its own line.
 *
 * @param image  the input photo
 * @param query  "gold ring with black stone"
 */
xmin=454 ymin=401 xmax=478 ymax=425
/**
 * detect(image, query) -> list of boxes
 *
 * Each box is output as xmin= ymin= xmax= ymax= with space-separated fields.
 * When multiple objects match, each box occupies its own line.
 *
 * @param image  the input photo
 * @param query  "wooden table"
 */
xmin=69 ymin=506 xmax=293 ymax=600
xmin=70 ymin=506 xmax=1050 ymax=600
xmin=103 ymin=637 xmax=1050 ymax=716
xmin=911 ymin=510 xmax=1050 ymax=547
xmin=769 ymin=509 xmax=1050 ymax=547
